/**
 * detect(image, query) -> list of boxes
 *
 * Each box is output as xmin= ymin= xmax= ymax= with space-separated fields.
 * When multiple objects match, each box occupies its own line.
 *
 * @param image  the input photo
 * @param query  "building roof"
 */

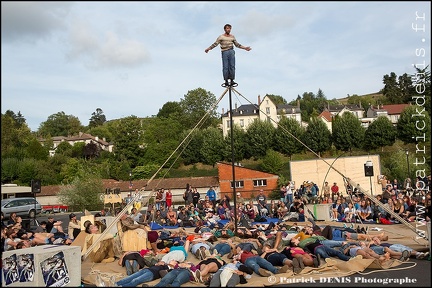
xmin=221 ymin=104 xmax=259 ymax=117
xmin=318 ymin=110 xmax=333 ymax=122
xmin=67 ymin=132 xmax=110 ymax=146
xmin=381 ymin=104 xmax=410 ymax=115
xmin=276 ymin=104 xmax=301 ymax=114
xmin=38 ymin=132 xmax=111 ymax=146
xmin=37 ymin=176 xmax=219 ymax=196
xmin=326 ymin=104 xmax=363 ymax=112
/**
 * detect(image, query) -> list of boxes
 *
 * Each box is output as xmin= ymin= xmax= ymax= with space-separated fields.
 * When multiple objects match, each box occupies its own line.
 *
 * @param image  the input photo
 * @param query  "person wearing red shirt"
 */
xmin=331 ymin=182 xmax=339 ymax=202
xmin=166 ymin=189 xmax=173 ymax=208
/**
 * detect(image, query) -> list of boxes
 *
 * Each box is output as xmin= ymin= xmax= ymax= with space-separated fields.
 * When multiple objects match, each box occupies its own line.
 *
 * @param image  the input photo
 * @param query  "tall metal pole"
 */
xmin=228 ymin=86 xmax=238 ymax=233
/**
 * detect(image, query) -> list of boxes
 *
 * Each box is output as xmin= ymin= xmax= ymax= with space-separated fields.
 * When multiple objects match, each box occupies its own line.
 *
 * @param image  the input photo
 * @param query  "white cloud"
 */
xmin=65 ymin=20 xmax=150 ymax=70
xmin=1 ymin=1 xmax=71 ymax=43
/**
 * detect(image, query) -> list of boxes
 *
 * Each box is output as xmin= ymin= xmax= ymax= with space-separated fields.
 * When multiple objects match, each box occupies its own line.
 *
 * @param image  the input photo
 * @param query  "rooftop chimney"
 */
xmin=258 ymin=95 xmax=261 ymax=105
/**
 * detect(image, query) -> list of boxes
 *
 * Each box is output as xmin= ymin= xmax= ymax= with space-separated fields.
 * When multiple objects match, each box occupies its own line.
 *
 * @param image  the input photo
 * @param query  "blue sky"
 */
xmin=2 ymin=1 xmax=430 ymax=132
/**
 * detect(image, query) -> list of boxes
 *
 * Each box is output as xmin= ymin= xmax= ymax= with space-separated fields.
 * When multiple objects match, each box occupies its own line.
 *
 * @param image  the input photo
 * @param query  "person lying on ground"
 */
xmin=209 ymin=259 xmax=254 ymax=287
xmin=290 ymin=236 xmax=355 ymax=267
xmin=368 ymin=236 xmax=429 ymax=260
xmin=237 ymin=248 xmax=290 ymax=277
xmin=152 ymin=261 xmax=201 ymax=287
xmin=114 ymin=259 xmax=178 ymax=287
xmin=193 ymin=253 xmax=227 ymax=283
xmin=342 ymin=241 xmax=390 ymax=263
xmin=261 ymin=242 xmax=304 ymax=274
xmin=158 ymin=239 xmax=191 ymax=264
xmin=280 ymin=245 xmax=319 ymax=268
xmin=117 ymin=250 xmax=155 ymax=276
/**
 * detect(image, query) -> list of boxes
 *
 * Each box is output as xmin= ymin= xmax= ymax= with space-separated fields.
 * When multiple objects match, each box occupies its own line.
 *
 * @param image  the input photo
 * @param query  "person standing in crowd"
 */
xmin=323 ymin=182 xmax=331 ymax=199
xmin=331 ymin=182 xmax=339 ymax=202
xmin=183 ymin=184 xmax=193 ymax=207
xmin=205 ymin=24 xmax=251 ymax=86
xmin=165 ymin=189 xmax=173 ymax=208
xmin=192 ymin=188 xmax=201 ymax=208
xmin=285 ymin=182 xmax=294 ymax=206
xmin=160 ymin=188 xmax=167 ymax=210
xmin=206 ymin=186 xmax=217 ymax=207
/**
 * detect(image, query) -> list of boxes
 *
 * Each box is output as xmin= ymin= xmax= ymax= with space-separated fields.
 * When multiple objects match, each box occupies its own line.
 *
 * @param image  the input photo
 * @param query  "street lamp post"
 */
xmin=129 ymin=171 xmax=132 ymax=196
xmin=405 ymin=150 xmax=410 ymax=179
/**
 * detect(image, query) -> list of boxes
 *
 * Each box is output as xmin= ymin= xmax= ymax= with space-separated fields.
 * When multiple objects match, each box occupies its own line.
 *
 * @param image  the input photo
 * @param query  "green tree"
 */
xmin=18 ymin=158 xmax=38 ymax=186
xmin=266 ymin=94 xmax=287 ymax=105
xmin=302 ymin=117 xmax=332 ymax=157
xmin=180 ymin=129 xmax=204 ymax=165
xmin=223 ymin=125 xmax=247 ymax=162
xmin=37 ymin=111 xmax=84 ymax=137
xmin=1 ymin=112 xmax=34 ymax=159
xmin=57 ymin=175 xmax=104 ymax=212
xmin=141 ymin=117 xmax=184 ymax=166
xmin=179 ymin=88 xmax=219 ymax=129
xmin=382 ymin=72 xmax=414 ymax=104
xmin=24 ymin=138 xmax=49 ymax=160
xmin=132 ymin=164 xmax=166 ymax=180
xmin=273 ymin=117 xmax=305 ymax=159
xmin=111 ymin=115 xmax=145 ymax=166
xmin=71 ymin=142 xmax=86 ymax=158
xmin=60 ymin=158 xmax=87 ymax=184
xmin=55 ymin=141 xmax=73 ymax=157
xmin=260 ymin=149 xmax=284 ymax=174
xmin=88 ymin=108 xmax=107 ymax=128
xmin=200 ymin=127 xmax=224 ymax=166
xmin=397 ymin=105 xmax=431 ymax=144
xmin=157 ymin=101 xmax=184 ymax=121
xmin=245 ymin=120 xmax=275 ymax=159
xmin=86 ymin=125 xmax=113 ymax=143
xmin=364 ymin=116 xmax=396 ymax=151
xmin=1 ymin=158 xmax=20 ymax=183
xmin=332 ymin=112 xmax=365 ymax=153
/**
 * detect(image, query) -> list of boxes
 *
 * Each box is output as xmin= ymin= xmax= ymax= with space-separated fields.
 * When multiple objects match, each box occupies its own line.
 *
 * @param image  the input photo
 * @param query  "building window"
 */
xmin=253 ymin=179 xmax=267 ymax=187
xmin=226 ymin=120 xmax=230 ymax=128
xmin=266 ymin=107 xmax=270 ymax=114
xmin=230 ymin=181 xmax=244 ymax=188
xmin=240 ymin=119 xmax=244 ymax=127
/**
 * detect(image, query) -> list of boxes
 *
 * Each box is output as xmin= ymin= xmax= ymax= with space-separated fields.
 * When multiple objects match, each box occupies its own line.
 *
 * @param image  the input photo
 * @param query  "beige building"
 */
xmin=221 ymin=95 xmax=303 ymax=137
xmin=38 ymin=132 xmax=114 ymax=157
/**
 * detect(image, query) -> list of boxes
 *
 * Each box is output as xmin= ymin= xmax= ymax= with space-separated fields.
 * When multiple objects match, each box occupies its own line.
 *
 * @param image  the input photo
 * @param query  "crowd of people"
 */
xmin=2 ymin=176 xmax=430 ymax=287
xmin=106 ymin=214 xmax=429 ymax=287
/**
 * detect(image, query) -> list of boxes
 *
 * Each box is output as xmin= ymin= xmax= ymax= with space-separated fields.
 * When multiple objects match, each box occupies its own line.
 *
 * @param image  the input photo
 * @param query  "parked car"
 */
xmin=1 ymin=197 xmax=42 ymax=219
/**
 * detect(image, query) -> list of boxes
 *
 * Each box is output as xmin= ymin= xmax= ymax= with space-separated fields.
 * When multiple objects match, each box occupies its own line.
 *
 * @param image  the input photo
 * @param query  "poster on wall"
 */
xmin=2 ymin=254 xmax=19 ymax=286
xmin=18 ymin=253 xmax=35 ymax=282
xmin=40 ymin=252 xmax=70 ymax=287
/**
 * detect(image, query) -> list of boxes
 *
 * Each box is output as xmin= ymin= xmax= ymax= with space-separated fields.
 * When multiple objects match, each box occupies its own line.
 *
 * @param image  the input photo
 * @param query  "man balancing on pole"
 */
xmin=205 ymin=24 xmax=251 ymax=87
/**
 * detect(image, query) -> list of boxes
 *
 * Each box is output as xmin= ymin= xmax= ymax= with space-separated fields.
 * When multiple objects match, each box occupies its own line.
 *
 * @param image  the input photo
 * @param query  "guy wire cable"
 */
xmin=231 ymin=87 xmax=429 ymax=241
xmin=83 ymin=87 xmax=230 ymax=260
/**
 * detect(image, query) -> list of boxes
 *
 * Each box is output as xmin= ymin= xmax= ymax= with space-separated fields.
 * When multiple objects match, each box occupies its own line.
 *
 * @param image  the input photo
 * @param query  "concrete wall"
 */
xmin=290 ymin=155 xmax=382 ymax=196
